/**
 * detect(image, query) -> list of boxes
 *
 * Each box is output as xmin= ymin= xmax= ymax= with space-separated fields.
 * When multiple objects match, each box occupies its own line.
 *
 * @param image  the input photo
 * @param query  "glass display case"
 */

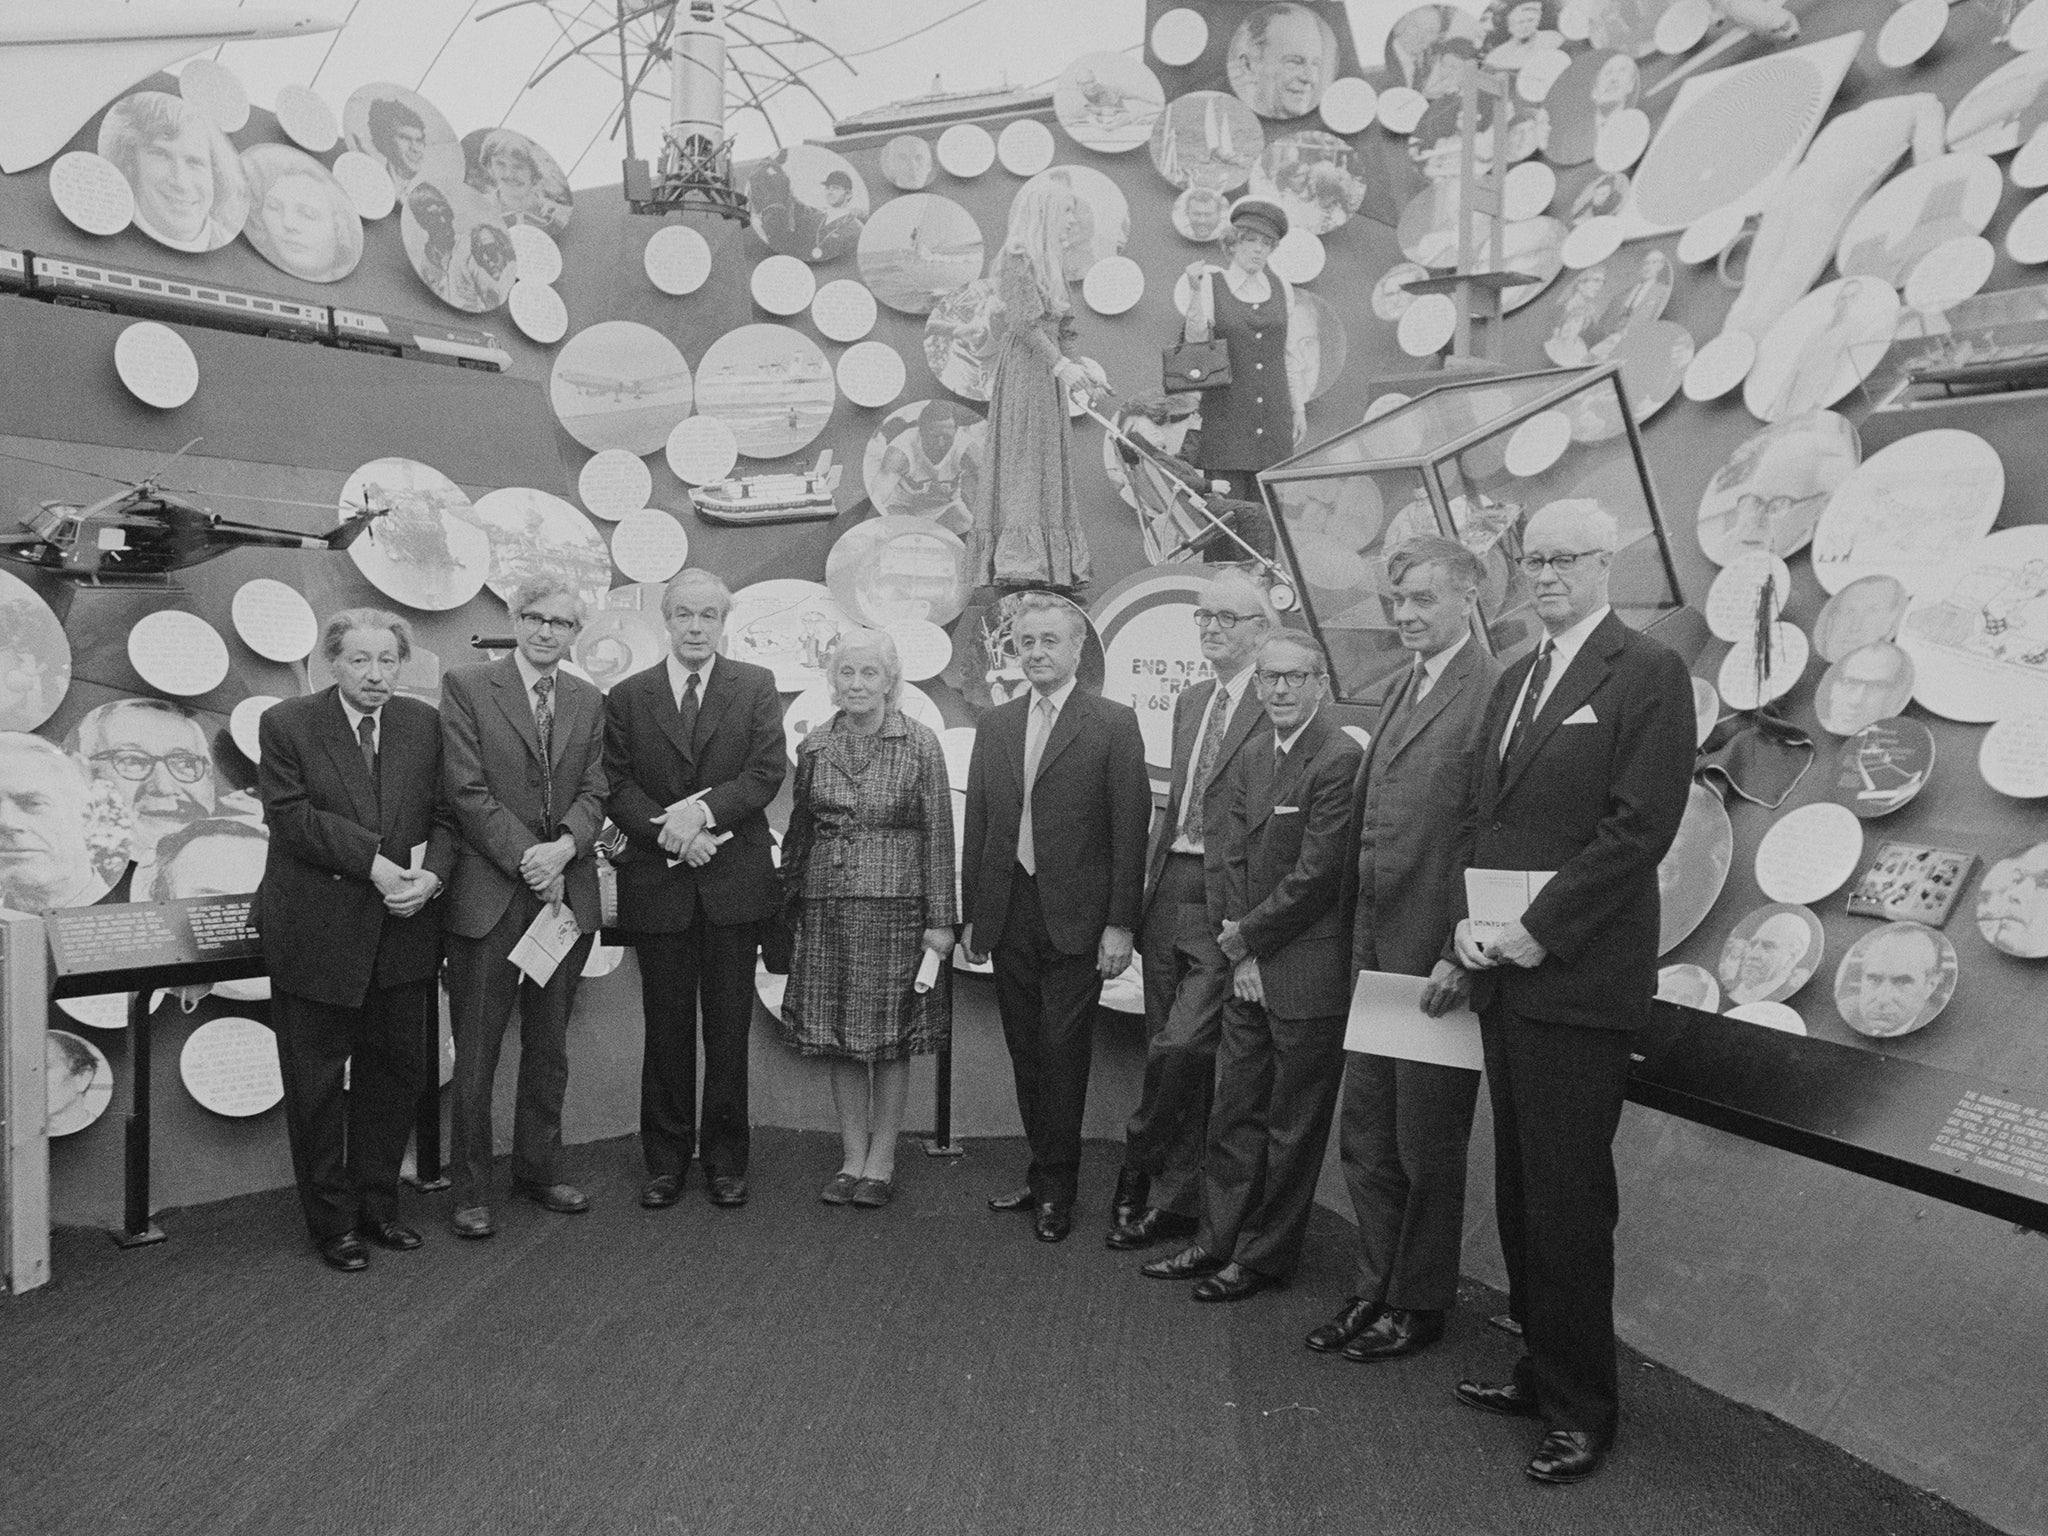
xmin=1257 ymin=364 xmax=1686 ymax=703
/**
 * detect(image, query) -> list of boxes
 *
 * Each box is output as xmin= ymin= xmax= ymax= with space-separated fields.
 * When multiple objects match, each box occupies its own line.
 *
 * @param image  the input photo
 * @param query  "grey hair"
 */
xmin=1386 ymin=534 xmax=1484 ymax=593
xmin=1202 ymin=568 xmax=1280 ymax=627
xmin=69 ymin=697 xmax=206 ymax=759
xmin=663 ymin=568 xmax=734 ymax=620
xmin=1013 ymin=589 xmax=1086 ymax=640
xmin=1529 ymin=498 xmax=1620 ymax=553
xmin=321 ymin=608 xmax=414 ymax=665
xmin=1260 ymin=628 xmax=1331 ymax=676
xmin=826 ymin=628 xmax=904 ymax=709
xmin=507 ymin=576 xmax=588 ymax=624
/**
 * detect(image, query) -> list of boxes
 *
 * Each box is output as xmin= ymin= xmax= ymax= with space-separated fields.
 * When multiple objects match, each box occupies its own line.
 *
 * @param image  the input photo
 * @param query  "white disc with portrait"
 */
xmin=880 ymin=135 xmax=935 ymax=192
xmin=470 ymin=488 xmax=611 ymax=612
xmin=1056 ymin=52 xmax=1166 ymax=153
xmin=1696 ymin=409 xmax=1859 ymax=567
xmin=1815 ymin=641 xmax=1915 ymax=736
xmin=340 ymin=457 xmax=490 ymax=613
xmin=1717 ymin=902 xmax=1824 ymax=1005
xmin=1977 ymin=840 xmax=2048 ymax=956
xmin=1542 ymin=50 xmax=1640 ymax=167
xmin=1656 ymin=963 xmax=1720 ymax=1012
xmin=45 ymin=1031 xmax=113 ymax=1137
xmin=1813 ymin=573 xmax=1908 ymax=662
xmin=1899 ymin=524 xmax=2048 ymax=722
xmin=724 ymin=579 xmax=859 ymax=693
xmin=550 ymin=322 xmax=695 ymax=456
xmin=239 ymin=143 xmax=364 ymax=283
xmin=0 ymin=570 xmax=71 ymax=732
xmin=1743 ymin=275 xmax=1899 ymax=424
xmin=97 ymin=91 xmax=248 ymax=253
xmin=1227 ymin=2 xmax=1341 ymax=120
xmin=1834 ymin=921 xmax=1956 ymax=1038
xmin=460 ymin=127 xmax=572 ymax=236
xmin=1726 ymin=1000 xmax=1807 ymax=1035
xmin=745 ymin=145 xmax=870 ymax=264
xmin=1657 ymin=781 xmax=1733 ymax=954
xmin=1812 ymin=428 xmax=2002 ymax=596
xmin=862 ymin=401 xmax=987 ymax=533
xmin=922 ymin=278 xmax=1002 ymax=401
xmin=342 ymin=83 xmax=462 ymax=199
xmin=399 ymin=177 xmax=516 ymax=315
xmin=694 ymin=324 xmax=836 ymax=461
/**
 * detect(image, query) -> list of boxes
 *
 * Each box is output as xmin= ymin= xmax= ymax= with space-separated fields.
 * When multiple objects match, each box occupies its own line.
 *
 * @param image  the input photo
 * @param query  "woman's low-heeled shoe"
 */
xmin=820 ymin=1171 xmax=861 ymax=1205
xmin=850 ymin=1177 xmax=894 ymax=1208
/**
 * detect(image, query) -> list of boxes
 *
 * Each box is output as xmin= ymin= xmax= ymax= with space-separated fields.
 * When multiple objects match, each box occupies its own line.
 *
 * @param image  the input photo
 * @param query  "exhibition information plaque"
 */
xmin=45 ymin=896 xmax=263 ymax=991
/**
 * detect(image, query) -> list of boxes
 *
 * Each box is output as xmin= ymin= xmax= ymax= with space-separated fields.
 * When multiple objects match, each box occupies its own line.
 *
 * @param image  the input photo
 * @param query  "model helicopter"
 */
xmin=0 ymin=442 xmax=385 ymax=587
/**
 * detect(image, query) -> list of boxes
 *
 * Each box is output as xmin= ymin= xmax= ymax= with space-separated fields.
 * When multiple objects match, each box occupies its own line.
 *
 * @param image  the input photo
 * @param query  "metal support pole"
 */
xmin=115 ymin=990 xmax=164 ymax=1247
xmin=921 ymin=1041 xmax=963 ymax=1157
xmin=404 ymin=987 xmax=449 ymax=1191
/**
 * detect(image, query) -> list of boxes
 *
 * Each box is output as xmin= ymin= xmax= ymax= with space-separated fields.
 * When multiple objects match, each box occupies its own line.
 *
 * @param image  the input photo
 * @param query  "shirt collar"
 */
xmin=665 ymin=651 xmax=715 ymax=702
xmin=1213 ymin=662 xmax=1254 ymax=706
xmin=1031 ymin=676 xmax=1078 ymax=715
xmin=513 ymin=650 xmax=558 ymax=697
xmin=1419 ymin=633 xmax=1469 ymax=688
xmin=1542 ymin=604 xmax=1611 ymax=673
xmin=1274 ymin=708 xmax=1318 ymax=756
xmin=339 ymin=696 xmax=380 ymax=734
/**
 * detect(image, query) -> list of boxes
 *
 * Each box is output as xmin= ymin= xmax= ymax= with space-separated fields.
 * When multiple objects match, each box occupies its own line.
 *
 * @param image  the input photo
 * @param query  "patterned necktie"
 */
xmin=1503 ymin=641 xmax=1552 ymax=762
xmin=533 ymin=673 xmax=555 ymax=825
xmin=679 ymin=669 xmax=701 ymax=741
xmin=1017 ymin=695 xmax=1055 ymax=875
xmin=357 ymin=713 xmax=377 ymax=786
xmin=1182 ymin=685 xmax=1234 ymax=850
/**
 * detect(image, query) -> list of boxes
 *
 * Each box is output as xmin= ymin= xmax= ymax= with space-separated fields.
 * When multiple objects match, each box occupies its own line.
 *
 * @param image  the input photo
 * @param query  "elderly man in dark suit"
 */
xmin=1143 ymin=630 xmax=1360 ymax=1300
xmin=1450 ymin=500 xmax=1694 ymax=1484
xmin=1308 ymin=536 xmax=1502 ymax=1362
xmin=605 ymin=568 xmax=785 ymax=1210
xmin=442 ymin=576 xmax=608 ymax=1239
xmin=256 ymin=609 xmax=457 ymax=1272
xmin=962 ymin=592 xmax=1151 ymax=1244
xmin=1109 ymin=570 xmax=1273 ymax=1251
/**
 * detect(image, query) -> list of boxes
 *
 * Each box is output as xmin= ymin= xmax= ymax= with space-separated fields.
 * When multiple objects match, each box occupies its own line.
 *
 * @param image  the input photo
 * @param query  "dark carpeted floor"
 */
xmin=1 ymin=1130 xmax=2001 ymax=1536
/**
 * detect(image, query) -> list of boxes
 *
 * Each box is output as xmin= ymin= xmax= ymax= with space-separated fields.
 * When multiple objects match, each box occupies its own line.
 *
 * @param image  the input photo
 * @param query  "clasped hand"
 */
xmin=519 ymin=835 xmax=575 ymax=900
xmin=1453 ymin=918 xmax=1547 ymax=971
xmin=370 ymin=855 xmax=438 ymax=917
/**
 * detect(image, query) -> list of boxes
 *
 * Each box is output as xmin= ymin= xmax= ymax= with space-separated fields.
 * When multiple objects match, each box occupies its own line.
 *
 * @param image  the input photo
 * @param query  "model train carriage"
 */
xmin=30 ymin=255 xmax=330 ymax=342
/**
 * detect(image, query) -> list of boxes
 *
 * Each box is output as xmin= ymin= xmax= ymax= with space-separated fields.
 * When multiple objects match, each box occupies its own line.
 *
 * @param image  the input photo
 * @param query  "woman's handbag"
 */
xmin=1162 ymin=268 xmax=1232 ymax=391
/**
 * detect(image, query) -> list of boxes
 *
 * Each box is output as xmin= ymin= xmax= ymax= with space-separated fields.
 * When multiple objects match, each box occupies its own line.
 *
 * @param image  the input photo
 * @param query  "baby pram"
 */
xmin=1088 ymin=398 xmax=1298 ymax=611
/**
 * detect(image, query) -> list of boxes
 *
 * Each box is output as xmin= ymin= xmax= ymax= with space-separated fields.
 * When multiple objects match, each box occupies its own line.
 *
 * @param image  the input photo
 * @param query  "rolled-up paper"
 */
xmin=914 ymin=948 xmax=942 ymax=994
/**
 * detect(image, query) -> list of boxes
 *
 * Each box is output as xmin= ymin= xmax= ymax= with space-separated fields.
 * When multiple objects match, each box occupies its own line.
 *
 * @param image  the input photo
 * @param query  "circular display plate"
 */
xmin=1899 ymin=524 xmax=2048 ymax=721
xmin=1980 ymin=711 xmax=2048 ymax=797
xmin=0 ymin=570 xmax=71 ymax=732
xmin=1977 ymin=840 xmax=2048 ymax=956
xmin=342 ymin=456 xmax=490 ymax=611
xmin=609 ymin=509 xmax=690 ymax=585
xmin=1561 ymin=215 xmax=1623 ymax=270
xmin=1251 ymin=130 xmax=1366 ymax=236
xmin=862 ymin=400 xmax=987 ymax=531
xmin=1088 ymin=566 xmax=1211 ymax=792
xmin=1705 ymin=550 xmax=1793 ymax=642
xmin=129 ymin=610 xmax=229 ymax=696
xmin=57 ymin=995 xmax=132 ymax=1031
xmin=1693 ymin=675 xmax=1720 ymax=745
xmin=275 ymin=84 xmax=339 ymax=153
xmin=460 ymin=127 xmax=573 ymax=235
xmin=644 ymin=224 xmax=712 ymax=294
xmin=1377 ymin=86 xmax=1427 ymax=134
xmin=1320 ymin=77 xmax=1378 ymax=134
xmin=229 ymin=694 xmax=279 ymax=763
xmin=1055 ymin=52 xmax=1165 ymax=153
xmin=578 ymin=448 xmax=652 ymax=520
xmin=1836 ymin=153 xmax=2001 ymax=285
xmin=745 ymin=145 xmax=870 ymax=263
xmin=1717 ymin=620 xmax=1809 ymax=710
xmin=469 ymin=487 xmax=610 ymax=611
xmin=397 ymin=177 xmax=515 ymax=314
xmin=666 ymin=415 xmax=739 ymax=485
xmin=1614 ymin=319 xmax=1694 ymax=422
xmin=1656 ymin=963 xmax=1720 ymax=1012
xmin=574 ymin=607 xmax=666 ymax=693
xmin=825 ymin=516 xmax=971 ymax=627
xmin=1677 ymin=201 xmax=1749 ymax=264
xmin=507 ymin=223 xmax=561 ymax=284
xmin=1877 ymin=0 xmax=1949 ymax=69
xmin=724 ymin=579 xmax=859 ymax=692
xmin=998 ymin=118 xmax=1056 ymax=178
xmin=100 ymin=91 xmax=247 ymax=252
xmin=342 ymin=82 xmax=463 ymax=194
xmin=549 ymin=322 xmax=694 ymax=455
xmin=1903 ymin=235 xmax=1995 ymax=309
xmin=1683 ymin=331 xmax=1757 ymax=402
xmin=2006 ymin=191 xmax=2048 ymax=264
xmin=1151 ymin=91 xmax=1264 ymax=191
xmin=1594 ymin=107 xmax=1651 ymax=172
xmin=1744 ymin=275 xmax=1899 ymax=423
xmin=1835 ymin=922 xmax=1956 ymax=1037
xmin=231 ymin=578 xmax=317 ymax=662
xmin=49 ymin=151 xmax=133 ymax=236
xmin=46 ymin=1030 xmax=112 ymax=1137
xmin=1815 ymin=641 xmax=1915 ymax=736
xmin=1814 ymin=573 xmax=1909 ymax=662
xmin=114 ymin=322 xmax=197 ymax=409
xmin=1015 ymin=166 xmax=1130 ymax=282
xmin=508 ymin=280 xmax=568 ymax=344
xmin=923 ymin=278 xmax=1001 ymax=400
xmin=1756 ymin=801 xmax=1863 ymax=904
xmin=1269 ymin=226 xmax=1325 ymax=283
xmin=811 ymin=279 xmax=877 ymax=342
xmin=858 ymin=193 xmax=984 ymax=315
xmin=1543 ymin=51 xmax=1639 ymax=166
xmin=239 ymin=142 xmax=364 ymax=283
xmin=1698 ymin=409 xmax=1860 ymax=566
xmin=886 ymin=618 xmax=953 ymax=682
xmin=750 ymin=253 xmax=817 ymax=316
xmin=1504 ymin=410 xmax=1572 ymax=478
xmin=332 ymin=150 xmax=396 ymax=221
xmin=1830 ymin=716 xmax=1935 ymax=817
xmin=1397 ymin=292 xmax=1457 ymax=356
xmin=1372 ymin=262 xmax=1428 ymax=321
xmin=1151 ymin=7 xmax=1210 ymax=66
xmin=1813 ymin=428 xmax=2002 ymax=595
xmin=1949 ymin=50 xmax=2048 ymax=154
xmin=1083 ymin=254 xmax=1146 ymax=315
xmin=881 ymin=135 xmax=935 ymax=191
xmin=1655 ymin=0 xmax=1715 ymax=54
xmin=1657 ymin=781 xmax=1734 ymax=954
xmin=179 ymin=1016 xmax=282 ymax=1117
xmin=1718 ymin=901 xmax=1825 ymax=1005
xmin=838 ymin=340 xmax=907 ymax=408
xmin=1727 ymin=1000 xmax=1807 ymax=1034
xmin=937 ymin=123 xmax=996 ymax=178
xmin=695 ymin=324 xmax=834 ymax=460
xmin=1502 ymin=161 xmax=1556 ymax=222
xmin=2012 ymin=0 xmax=2048 ymax=49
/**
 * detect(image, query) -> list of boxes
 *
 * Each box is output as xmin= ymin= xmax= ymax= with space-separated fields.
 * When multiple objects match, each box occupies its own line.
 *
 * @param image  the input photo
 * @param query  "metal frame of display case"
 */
xmin=1257 ymin=362 xmax=1688 ymax=702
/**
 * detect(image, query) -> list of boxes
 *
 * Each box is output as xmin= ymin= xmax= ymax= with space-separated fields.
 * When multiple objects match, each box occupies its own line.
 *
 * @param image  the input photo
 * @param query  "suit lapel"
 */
xmin=1166 ymin=679 xmax=1213 ymax=819
xmin=1499 ymin=614 xmax=1622 ymax=800
xmin=315 ymin=688 xmax=379 ymax=828
xmin=647 ymin=664 xmax=695 ymax=766
xmin=1033 ymin=688 xmax=1085 ymax=781
xmin=1214 ymin=677 xmax=1264 ymax=780
xmin=1385 ymin=643 xmax=1474 ymax=769
xmin=489 ymin=656 xmax=545 ymax=768
xmin=692 ymin=660 xmax=736 ymax=760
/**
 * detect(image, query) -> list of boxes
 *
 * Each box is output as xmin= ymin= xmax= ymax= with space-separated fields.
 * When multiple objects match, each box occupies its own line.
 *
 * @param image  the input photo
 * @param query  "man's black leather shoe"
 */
xmin=356 ymin=1220 xmax=423 ymax=1251
xmin=1140 ymin=1244 xmax=1223 ymax=1280
xmin=987 ymin=1186 xmax=1036 ymax=1212
xmin=1104 ymin=1208 xmax=1198 ymax=1251
xmin=1342 ymin=1307 xmax=1446 ymax=1361
xmin=1526 ymin=1430 xmax=1605 ymax=1484
xmin=1305 ymin=1296 xmax=1382 ymax=1353
xmin=1192 ymin=1262 xmax=1280 ymax=1303
xmin=1033 ymin=1202 xmax=1072 ymax=1243
xmin=641 ymin=1175 xmax=682 ymax=1209
xmin=1110 ymin=1167 xmax=1149 ymax=1227
xmin=1454 ymin=1378 xmax=1541 ymax=1418
xmin=708 ymin=1175 xmax=748 ymax=1208
xmin=318 ymin=1232 xmax=369 ymax=1272
xmin=513 ymin=1180 xmax=590 ymax=1214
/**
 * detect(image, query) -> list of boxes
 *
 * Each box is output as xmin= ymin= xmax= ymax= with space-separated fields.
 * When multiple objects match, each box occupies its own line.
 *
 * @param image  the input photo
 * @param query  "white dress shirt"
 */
xmin=664 ymin=650 xmax=715 ymax=710
xmin=339 ymin=698 xmax=381 ymax=755
xmin=1171 ymin=665 xmax=1253 ymax=854
xmin=1500 ymin=605 xmax=1611 ymax=759
xmin=1411 ymin=633 xmax=1469 ymax=704
xmin=1017 ymin=676 xmax=1077 ymax=872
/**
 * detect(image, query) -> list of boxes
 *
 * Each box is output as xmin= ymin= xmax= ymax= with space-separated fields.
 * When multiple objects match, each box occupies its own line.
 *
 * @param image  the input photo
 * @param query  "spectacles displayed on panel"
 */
xmin=91 ymin=749 xmax=210 ymax=784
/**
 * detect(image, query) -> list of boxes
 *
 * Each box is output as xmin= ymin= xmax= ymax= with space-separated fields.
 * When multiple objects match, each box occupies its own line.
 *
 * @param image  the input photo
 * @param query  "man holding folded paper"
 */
xmin=1446 ymin=500 xmax=1694 ymax=1485
xmin=1309 ymin=535 xmax=1501 ymax=1364
xmin=442 ymin=577 xmax=609 ymax=1239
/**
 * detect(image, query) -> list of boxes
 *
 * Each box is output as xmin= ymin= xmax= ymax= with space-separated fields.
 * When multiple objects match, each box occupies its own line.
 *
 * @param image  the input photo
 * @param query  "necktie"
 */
xmin=1379 ymin=661 xmax=1424 ymax=750
xmin=1181 ymin=685 xmax=1234 ymax=850
xmin=1410 ymin=656 xmax=1432 ymax=704
xmin=1503 ymin=642 xmax=1552 ymax=762
xmin=679 ymin=669 xmax=701 ymax=742
xmin=357 ymin=713 xmax=378 ymax=787
xmin=1017 ymin=695 xmax=1054 ymax=875
xmin=533 ymin=673 xmax=555 ymax=825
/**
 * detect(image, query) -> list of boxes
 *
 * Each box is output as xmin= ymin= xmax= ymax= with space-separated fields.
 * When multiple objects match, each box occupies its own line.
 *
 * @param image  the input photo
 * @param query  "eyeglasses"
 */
xmin=1518 ymin=550 xmax=1610 ymax=576
xmin=1193 ymin=609 xmax=1263 ymax=630
xmin=91 ymin=749 xmax=209 ymax=784
xmin=1254 ymin=668 xmax=1320 ymax=691
xmin=518 ymin=613 xmax=580 ymax=635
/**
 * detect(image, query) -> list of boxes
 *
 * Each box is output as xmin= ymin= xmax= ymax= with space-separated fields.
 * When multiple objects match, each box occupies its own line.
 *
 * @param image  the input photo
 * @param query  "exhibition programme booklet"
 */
xmin=1463 ymin=868 xmax=1556 ymax=946
xmin=508 ymin=902 xmax=582 ymax=986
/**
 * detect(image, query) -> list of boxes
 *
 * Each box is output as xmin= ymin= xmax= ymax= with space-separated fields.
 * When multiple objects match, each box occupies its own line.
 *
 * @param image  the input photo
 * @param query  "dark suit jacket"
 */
xmin=1140 ymin=674 xmax=1265 ymax=926
xmin=254 ymin=689 xmax=458 ymax=1010
xmin=1349 ymin=641 xmax=1503 ymax=978
xmin=1219 ymin=709 xmax=1362 ymax=1020
xmin=1452 ymin=612 xmax=1695 ymax=1030
xmin=961 ymin=687 xmax=1151 ymax=956
xmin=441 ymin=657 xmax=608 ymax=938
xmin=603 ymin=655 xmax=785 ymax=931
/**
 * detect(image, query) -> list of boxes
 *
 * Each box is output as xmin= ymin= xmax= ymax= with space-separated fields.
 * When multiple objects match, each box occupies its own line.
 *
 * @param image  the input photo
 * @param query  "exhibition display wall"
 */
xmin=1 ymin=0 xmax=2046 ymax=1522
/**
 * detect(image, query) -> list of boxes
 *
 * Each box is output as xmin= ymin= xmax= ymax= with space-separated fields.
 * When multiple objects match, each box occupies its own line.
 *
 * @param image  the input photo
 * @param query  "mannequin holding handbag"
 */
xmin=1170 ymin=198 xmax=1311 ymax=500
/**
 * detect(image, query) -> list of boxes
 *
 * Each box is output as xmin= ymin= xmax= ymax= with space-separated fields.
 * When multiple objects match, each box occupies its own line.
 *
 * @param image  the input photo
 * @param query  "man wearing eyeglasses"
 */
xmin=441 ymin=577 xmax=609 ymax=1238
xmin=1447 ymin=499 xmax=1694 ymax=1484
xmin=1143 ymin=631 xmax=1360 ymax=1301
xmin=1109 ymin=571 xmax=1273 ymax=1251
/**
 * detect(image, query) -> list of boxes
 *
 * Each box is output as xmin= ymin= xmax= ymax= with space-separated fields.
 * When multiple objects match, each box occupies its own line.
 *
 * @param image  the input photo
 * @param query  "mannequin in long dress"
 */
xmin=1718 ymin=94 xmax=1945 ymax=347
xmin=969 ymin=180 xmax=1107 ymax=593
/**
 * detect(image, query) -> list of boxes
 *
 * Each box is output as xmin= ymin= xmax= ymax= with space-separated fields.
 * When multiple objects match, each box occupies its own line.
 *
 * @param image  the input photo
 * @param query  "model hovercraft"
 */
xmin=689 ymin=450 xmax=843 ymax=527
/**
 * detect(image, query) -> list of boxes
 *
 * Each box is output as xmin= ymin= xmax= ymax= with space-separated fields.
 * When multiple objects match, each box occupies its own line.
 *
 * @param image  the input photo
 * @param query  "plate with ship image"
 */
xmin=858 ymin=194 xmax=986 ymax=316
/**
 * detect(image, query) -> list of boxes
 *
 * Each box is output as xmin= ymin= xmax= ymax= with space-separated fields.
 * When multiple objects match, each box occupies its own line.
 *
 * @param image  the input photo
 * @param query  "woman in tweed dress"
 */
xmin=780 ymin=630 xmax=957 ymax=1207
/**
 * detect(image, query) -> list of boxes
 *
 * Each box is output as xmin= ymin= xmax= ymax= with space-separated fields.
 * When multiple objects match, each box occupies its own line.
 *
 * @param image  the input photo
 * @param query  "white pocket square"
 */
xmin=1273 ymin=804 xmax=1300 ymax=815
xmin=1562 ymin=705 xmax=1598 ymax=725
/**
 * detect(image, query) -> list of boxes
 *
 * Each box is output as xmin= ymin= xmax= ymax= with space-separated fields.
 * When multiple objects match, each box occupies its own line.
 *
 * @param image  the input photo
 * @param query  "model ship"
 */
xmin=690 ymin=451 xmax=843 ymax=526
